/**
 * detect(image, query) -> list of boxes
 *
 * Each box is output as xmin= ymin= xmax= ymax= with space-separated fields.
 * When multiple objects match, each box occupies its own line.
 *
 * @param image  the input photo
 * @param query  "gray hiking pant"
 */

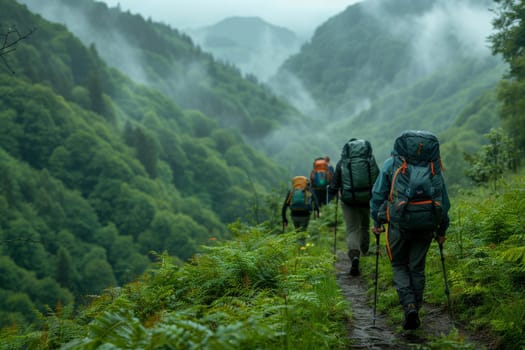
xmin=341 ymin=202 xmax=370 ymax=259
xmin=386 ymin=225 xmax=433 ymax=309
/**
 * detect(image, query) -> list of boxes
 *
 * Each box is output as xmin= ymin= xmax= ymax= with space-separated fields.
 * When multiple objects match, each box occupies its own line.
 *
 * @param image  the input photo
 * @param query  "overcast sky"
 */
xmin=98 ymin=0 xmax=362 ymax=36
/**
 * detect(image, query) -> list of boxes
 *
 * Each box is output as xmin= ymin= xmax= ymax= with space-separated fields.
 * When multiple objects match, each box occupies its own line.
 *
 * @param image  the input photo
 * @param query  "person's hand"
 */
xmin=372 ymin=225 xmax=385 ymax=235
xmin=435 ymin=235 xmax=446 ymax=245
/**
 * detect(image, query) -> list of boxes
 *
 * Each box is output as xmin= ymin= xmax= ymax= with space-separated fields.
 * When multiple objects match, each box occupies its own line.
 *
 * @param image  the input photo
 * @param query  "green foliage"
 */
xmin=357 ymin=172 xmax=525 ymax=349
xmin=490 ymin=0 xmax=525 ymax=151
xmin=4 ymin=172 xmax=525 ymax=349
xmin=464 ymin=128 xmax=520 ymax=189
xmin=0 ymin=0 xmax=291 ymax=327
xmin=3 ymin=1 xmax=524 ymax=348
xmin=434 ymin=174 xmax=525 ymax=348
xmin=3 ymin=226 xmax=350 ymax=349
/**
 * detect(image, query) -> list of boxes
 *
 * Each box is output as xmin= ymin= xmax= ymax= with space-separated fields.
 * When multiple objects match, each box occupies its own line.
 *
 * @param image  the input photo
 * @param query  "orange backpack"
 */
xmin=287 ymin=176 xmax=312 ymax=211
xmin=310 ymin=158 xmax=332 ymax=189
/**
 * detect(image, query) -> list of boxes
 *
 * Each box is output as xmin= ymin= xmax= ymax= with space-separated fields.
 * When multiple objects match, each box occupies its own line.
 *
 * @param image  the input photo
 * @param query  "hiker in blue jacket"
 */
xmin=370 ymin=130 xmax=450 ymax=330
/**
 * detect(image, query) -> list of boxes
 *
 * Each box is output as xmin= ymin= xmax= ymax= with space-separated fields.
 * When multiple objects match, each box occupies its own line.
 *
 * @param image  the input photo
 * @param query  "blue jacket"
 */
xmin=370 ymin=157 xmax=451 ymax=236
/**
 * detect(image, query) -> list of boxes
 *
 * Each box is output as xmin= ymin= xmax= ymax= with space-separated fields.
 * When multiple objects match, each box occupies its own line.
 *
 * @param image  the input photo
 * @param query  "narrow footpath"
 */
xmin=334 ymin=251 xmax=482 ymax=349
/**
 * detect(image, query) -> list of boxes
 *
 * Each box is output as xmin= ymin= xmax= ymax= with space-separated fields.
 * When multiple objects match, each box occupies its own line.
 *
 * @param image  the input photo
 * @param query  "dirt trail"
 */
xmin=334 ymin=251 xmax=473 ymax=349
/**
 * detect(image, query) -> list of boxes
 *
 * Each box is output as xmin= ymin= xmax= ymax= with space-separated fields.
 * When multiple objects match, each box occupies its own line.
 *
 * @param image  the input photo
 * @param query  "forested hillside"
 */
xmin=0 ymin=0 xmax=289 ymax=327
xmin=18 ymin=0 xmax=301 ymax=139
xmin=270 ymin=0 xmax=505 ymax=186
xmin=20 ymin=0 xmax=505 ymax=185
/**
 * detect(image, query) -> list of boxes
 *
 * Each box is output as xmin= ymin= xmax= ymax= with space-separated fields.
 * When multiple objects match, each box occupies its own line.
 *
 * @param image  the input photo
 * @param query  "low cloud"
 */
xmin=99 ymin=0 xmax=362 ymax=37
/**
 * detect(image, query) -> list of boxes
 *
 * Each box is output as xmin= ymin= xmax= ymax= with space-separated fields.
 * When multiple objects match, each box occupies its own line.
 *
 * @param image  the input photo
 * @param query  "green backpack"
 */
xmin=340 ymin=139 xmax=379 ymax=205
xmin=387 ymin=130 xmax=445 ymax=232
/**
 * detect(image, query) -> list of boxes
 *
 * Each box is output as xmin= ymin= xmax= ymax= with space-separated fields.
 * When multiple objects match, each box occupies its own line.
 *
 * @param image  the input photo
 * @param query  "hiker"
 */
xmin=310 ymin=157 xmax=333 ymax=206
xmin=370 ymin=130 xmax=450 ymax=330
xmin=282 ymin=175 xmax=320 ymax=232
xmin=328 ymin=139 xmax=379 ymax=276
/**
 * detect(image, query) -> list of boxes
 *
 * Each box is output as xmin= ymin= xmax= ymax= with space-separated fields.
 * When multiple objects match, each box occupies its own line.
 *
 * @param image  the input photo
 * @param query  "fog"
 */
xmin=18 ymin=0 xmax=501 ymax=179
xmin=363 ymin=0 xmax=495 ymax=77
xmin=263 ymin=0 xmax=500 ymax=174
xmin=98 ymin=0 xmax=361 ymax=37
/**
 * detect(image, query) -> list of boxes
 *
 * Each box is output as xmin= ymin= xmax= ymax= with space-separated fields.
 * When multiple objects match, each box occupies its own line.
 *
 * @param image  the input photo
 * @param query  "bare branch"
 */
xmin=0 ymin=237 xmax=42 ymax=245
xmin=0 ymin=25 xmax=36 ymax=73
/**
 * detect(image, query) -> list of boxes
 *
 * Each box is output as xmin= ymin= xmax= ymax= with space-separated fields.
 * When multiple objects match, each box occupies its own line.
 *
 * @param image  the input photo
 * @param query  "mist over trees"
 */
xmin=268 ymin=0 xmax=507 ymax=187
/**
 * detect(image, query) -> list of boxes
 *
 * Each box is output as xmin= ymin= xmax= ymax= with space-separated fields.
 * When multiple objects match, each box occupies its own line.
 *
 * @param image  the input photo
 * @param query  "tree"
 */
xmin=112 ymin=184 xmax=155 ymax=238
xmin=464 ymin=128 xmax=520 ymax=189
xmin=489 ymin=0 xmax=525 ymax=150
xmin=80 ymin=247 xmax=117 ymax=294
xmin=134 ymin=127 xmax=158 ymax=179
xmin=55 ymin=246 xmax=76 ymax=290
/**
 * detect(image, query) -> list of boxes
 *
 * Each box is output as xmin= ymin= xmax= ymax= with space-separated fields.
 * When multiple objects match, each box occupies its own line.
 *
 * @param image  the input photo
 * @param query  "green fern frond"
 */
xmin=502 ymin=246 xmax=525 ymax=261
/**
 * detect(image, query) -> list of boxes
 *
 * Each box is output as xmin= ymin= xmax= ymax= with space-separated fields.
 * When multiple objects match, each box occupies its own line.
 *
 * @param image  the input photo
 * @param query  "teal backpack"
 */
xmin=340 ymin=139 xmax=379 ymax=205
xmin=387 ymin=130 xmax=445 ymax=231
xmin=288 ymin=176 xmax=312 ymax=212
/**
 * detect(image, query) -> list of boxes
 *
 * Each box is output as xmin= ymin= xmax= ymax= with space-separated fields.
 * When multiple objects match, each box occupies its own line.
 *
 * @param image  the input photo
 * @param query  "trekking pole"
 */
xmin=333 ymin=195 xmax=339 ymax=256
xmin=438 ymin=242 xmax=453 ymax=321
xmin=372 ymin=230 xmax=382 ymax=326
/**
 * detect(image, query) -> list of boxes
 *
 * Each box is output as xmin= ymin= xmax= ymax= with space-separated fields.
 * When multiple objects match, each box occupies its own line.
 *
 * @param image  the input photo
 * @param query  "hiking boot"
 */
xmin=402 ymin=304 xmax=421 ymax=330
xmin=349 ymin=257 xmax=360 ymax=276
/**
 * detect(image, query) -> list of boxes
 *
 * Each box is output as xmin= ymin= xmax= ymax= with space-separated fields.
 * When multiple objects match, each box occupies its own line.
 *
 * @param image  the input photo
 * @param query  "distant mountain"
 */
xmin=188 ymin=16 xmax=303 ymax=82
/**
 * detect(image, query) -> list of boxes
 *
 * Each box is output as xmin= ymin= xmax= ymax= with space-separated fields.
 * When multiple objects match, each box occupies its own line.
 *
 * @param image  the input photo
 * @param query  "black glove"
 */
xmin=377 ymin=201 xmax=388 ymax=225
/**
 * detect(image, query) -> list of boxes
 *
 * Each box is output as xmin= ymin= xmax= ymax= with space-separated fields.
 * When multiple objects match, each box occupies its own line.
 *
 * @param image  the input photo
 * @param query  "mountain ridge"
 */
xmin=188 ymin=15 xmax=303 ymax=82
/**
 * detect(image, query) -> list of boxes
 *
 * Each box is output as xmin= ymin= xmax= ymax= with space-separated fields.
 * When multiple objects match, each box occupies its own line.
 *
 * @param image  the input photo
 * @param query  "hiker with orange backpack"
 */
xmin=310 ymin=157 xmax=333 ymax=206
xmin=370 ymin=130 xmax=450 ymax=330
xmin=282 ymin=176 xmax=320 ymax=232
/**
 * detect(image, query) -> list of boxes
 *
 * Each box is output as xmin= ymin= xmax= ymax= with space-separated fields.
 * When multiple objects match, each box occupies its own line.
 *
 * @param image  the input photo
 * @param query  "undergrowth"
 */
xmin=1 ymin=174 xmax=523 ymax=349
xmin=0 ymin=218 xmax=350 ymax=349
xmin=363 ymin=173 xmax=525 ymax=350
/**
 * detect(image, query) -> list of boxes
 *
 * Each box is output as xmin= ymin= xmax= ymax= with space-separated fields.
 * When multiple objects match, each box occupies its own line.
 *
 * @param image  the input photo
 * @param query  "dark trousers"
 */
xmin=385 ymin=226 xmax=433 ymax=309
xmin=313 ymin=187 xmax=328 ymax=207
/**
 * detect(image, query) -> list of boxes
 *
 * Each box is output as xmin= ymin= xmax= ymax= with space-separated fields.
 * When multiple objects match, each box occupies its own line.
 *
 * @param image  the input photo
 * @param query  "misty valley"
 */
xmin=0 ymin=0 xmax=523 ymax=349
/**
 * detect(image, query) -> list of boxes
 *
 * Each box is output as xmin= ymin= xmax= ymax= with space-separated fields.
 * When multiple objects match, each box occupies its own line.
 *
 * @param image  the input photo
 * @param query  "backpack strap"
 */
xmin=367 ymin=157 xmax=373 ymax=198
xmin=389 ymin=158 xmax=407 ymax=202
xmin=347 ymin=160 xmax=355 ymax=201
